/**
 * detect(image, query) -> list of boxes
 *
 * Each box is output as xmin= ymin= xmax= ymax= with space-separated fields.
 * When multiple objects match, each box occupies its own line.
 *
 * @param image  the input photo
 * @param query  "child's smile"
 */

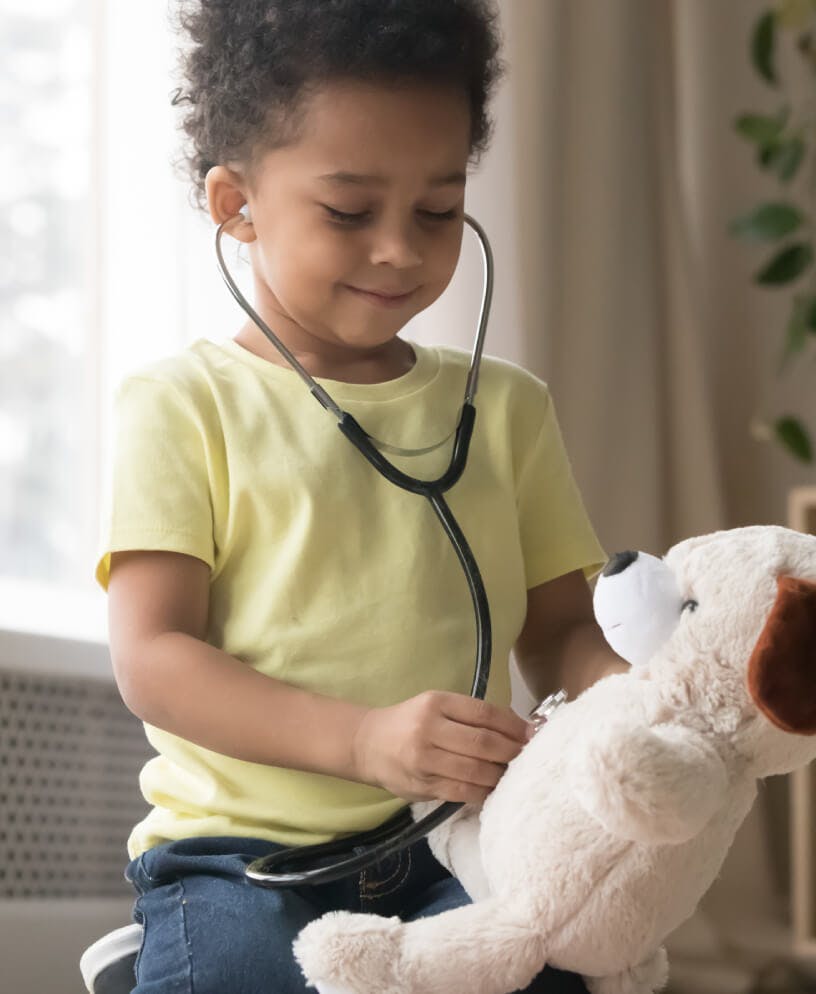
xmin=342 ymin=284 xmax=419 ymax=308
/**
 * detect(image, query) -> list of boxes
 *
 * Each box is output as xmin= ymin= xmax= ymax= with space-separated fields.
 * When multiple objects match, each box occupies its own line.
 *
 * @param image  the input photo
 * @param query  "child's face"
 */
xmin=210 ymin=79 xmax=471 ymax=363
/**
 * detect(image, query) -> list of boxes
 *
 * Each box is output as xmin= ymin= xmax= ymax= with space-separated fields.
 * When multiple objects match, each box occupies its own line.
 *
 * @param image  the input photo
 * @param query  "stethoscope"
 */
xmin=213 ymin=209 xmax=496 ymax=887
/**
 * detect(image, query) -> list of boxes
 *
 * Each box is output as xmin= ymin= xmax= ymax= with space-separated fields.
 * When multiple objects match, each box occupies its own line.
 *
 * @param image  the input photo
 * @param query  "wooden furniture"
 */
xmin=789 ymin=486 xmax=816 ymax=955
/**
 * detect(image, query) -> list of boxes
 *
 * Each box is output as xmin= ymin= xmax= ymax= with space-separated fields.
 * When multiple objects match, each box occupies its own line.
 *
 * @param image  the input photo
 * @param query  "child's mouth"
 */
xmin=344 ymin=285 xmax=418 ymax=307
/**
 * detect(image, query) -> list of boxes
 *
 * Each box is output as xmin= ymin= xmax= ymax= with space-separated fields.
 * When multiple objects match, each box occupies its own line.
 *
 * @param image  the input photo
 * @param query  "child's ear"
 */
xmin=205 ymin=165 xmax=255 ymax=240
xmin=746 ymin=575 xmax=816 ymax=734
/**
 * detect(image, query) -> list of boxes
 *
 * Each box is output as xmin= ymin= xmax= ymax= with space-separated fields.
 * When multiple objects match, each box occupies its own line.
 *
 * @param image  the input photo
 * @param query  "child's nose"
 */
xmin=368 ymin=223 xmax=423 ymax=269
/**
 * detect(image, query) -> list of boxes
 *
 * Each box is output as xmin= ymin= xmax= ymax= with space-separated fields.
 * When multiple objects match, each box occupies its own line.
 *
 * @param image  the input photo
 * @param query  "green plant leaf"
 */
xmin=752 ymin=10 xmax=777 ymax=84
xmin=735 ymin=106 xmax=790 ymax=144
xmin=755 ymin=135 xmax=806 ymax=179
xmin=758 ymin=142 xmax=777 ymax=168
xmin=729 ymin=202 xmax=805 ymax=240
xmin=774 ymin=415 xmax=813 ymax=461
xmin=755 ymin=242 xmax=814 ymax=283
xmin=779 ymin=296 xmax=812 ymax=371
xmin=775 ymin=136 xmax=806 ymax=180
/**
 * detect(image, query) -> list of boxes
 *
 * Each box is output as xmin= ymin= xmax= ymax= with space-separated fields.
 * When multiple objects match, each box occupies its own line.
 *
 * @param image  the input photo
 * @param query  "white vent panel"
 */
xmin=0 ymin=669 xmax=152 ymax=899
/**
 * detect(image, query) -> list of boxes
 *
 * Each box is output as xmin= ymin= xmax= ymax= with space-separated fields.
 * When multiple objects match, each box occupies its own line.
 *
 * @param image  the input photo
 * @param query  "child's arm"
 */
xmin=108 ymin=549 xmax=532 ymax=805
xmin=514 ymin=568 xmax=628 ymax=702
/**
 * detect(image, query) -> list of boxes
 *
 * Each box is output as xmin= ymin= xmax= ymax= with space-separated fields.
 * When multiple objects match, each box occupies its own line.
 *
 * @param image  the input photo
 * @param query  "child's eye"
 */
xmin=421 ymin=209 xmax=459 ymax=221
xmin=323 ymin=205 xmax=370 ymax=224
xmin=321 ymin=205 xmax=459 ymax=226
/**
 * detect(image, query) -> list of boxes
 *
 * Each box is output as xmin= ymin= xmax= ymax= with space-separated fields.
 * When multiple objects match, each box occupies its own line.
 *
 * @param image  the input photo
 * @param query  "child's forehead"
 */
xmin=285 ymin=78 xmax=472 ymax=169
xmin=314 ymin=168 xmax=467 ymax=192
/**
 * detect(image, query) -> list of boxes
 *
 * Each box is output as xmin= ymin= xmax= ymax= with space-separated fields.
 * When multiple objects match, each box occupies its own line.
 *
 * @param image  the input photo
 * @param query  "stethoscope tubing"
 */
xmin=212 ymin=212 xmax=495 ymax=886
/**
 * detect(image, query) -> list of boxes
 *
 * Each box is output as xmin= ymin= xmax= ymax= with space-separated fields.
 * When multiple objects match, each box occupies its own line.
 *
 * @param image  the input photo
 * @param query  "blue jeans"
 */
xmin=125 ymin=835 xmax=588 ymax=994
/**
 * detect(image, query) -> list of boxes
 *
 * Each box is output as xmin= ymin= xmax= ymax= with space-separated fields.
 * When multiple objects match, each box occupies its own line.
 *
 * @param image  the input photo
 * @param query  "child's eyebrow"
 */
xmin=317 ymin=170 xmax=466 ymax=188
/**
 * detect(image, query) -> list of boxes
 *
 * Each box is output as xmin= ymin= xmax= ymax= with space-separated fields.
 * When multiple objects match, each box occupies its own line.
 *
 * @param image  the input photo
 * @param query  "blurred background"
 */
xmin=3 ymin=0 xmax=816 ymax=991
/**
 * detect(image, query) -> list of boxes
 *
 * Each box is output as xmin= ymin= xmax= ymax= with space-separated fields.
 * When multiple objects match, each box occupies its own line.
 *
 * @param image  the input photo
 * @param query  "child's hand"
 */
xmin=352 ymin=691 xmax=535 ymax=804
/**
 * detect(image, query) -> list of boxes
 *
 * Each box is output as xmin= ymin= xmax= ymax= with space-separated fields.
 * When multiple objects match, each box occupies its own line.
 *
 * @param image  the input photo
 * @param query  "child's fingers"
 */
xmin=423 ymin=745 xmax=507 ymax=790
xmin=357 ymin=694 xmax=534 ymax=801
xmin=435 ymin=691 xmax=533 ymax=744
xmin=431 ymin=719 xmax=525 ymax=767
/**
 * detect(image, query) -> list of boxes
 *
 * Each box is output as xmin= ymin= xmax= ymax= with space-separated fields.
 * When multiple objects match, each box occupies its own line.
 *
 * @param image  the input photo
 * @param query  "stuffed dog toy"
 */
xmin=294 ymin=525 xmax=816 ymax=994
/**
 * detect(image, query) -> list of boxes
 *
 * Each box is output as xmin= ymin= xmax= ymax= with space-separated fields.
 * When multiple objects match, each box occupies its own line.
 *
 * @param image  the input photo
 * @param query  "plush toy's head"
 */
xmin=594 ymin=525 xmax=816 ymax=778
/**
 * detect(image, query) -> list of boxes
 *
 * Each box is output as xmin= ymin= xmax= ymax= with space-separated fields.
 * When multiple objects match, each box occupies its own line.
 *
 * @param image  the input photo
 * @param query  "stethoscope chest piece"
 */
xmin=528 ymin=689 xmax=568 ymax=733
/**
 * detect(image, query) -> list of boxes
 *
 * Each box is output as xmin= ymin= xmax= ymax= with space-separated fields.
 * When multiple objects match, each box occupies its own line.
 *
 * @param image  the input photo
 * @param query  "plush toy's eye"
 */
xmin=681 ymin=598 xmax=699 ymax=613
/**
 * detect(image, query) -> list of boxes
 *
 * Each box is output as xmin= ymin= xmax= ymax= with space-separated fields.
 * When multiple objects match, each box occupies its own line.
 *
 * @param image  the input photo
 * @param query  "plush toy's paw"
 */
xmin=312 ymin=983 xmax=356 ymax=994
xmin=586 ymin=947 xmax=668 ymax=994
xmin=572 ymin=722 xmax=727 ymax=844
xmin=293 ymin=911 xmax=407 ymax=994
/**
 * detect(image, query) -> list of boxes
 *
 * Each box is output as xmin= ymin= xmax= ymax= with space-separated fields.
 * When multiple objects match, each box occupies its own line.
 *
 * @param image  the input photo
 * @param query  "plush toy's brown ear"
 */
xmin=747 ymin=575 xmax=816 ymax=734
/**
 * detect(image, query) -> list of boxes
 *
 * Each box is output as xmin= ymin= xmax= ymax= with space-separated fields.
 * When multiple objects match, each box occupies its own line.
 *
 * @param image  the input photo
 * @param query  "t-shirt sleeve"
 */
xmin=94 ymin=375 xmax=215 ymax=591
xmin=517 ymin=387 xmax=607 ymax=588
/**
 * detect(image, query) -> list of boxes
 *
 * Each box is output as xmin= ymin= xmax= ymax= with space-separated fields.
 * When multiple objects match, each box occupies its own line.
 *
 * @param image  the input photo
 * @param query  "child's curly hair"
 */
xmin=170 ymin=0 xmax=505 ymax=212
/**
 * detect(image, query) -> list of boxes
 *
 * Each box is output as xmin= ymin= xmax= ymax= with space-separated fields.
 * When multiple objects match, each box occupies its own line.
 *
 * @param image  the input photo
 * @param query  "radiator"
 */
xmin=0 ymin=634 xmax=153 ymax=993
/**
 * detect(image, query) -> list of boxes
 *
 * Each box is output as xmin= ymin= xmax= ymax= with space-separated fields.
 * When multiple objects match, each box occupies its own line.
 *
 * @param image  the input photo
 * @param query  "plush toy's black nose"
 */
xmin=602 ymin=550 xmax=639 ymax=577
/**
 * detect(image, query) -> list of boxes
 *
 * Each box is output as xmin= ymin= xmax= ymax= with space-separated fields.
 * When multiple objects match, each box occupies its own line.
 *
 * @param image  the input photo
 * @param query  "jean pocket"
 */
xmin=359 ymin=846 xmax=412 ymax=901
xmin=131 ymin=881 xmax=191 ymax=993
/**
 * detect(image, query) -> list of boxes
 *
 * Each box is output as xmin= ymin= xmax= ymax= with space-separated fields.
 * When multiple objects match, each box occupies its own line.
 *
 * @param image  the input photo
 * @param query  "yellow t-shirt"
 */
xmin=96 ymin=338 xmax=605 ymax=858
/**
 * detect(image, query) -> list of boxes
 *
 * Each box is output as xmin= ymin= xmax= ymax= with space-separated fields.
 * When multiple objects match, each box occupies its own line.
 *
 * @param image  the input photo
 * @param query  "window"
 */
xmin=0 ymin=1 xmax=255 ymax=641
xmin=2 ymin=0 xmax=96 ymax=600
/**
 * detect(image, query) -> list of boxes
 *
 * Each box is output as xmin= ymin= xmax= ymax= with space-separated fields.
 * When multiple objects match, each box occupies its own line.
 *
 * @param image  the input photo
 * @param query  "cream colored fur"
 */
xmin=294 ymin=526 xmax=816 ymax=994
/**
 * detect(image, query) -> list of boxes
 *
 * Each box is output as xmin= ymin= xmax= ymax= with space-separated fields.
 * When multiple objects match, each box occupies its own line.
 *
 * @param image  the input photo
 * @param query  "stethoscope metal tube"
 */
xmin=213 ymin=212 xmax=495 ymax=886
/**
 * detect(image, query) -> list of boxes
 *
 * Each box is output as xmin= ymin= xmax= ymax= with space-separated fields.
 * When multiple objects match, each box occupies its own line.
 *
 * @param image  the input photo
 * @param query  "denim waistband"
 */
xmin=125 ymin=832 xmax=451 ymax=918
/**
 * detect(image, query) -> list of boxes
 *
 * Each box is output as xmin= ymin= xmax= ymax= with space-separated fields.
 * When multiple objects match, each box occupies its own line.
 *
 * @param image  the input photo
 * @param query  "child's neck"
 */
xmin=232 ymin=324 xmax=416 ymax=385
